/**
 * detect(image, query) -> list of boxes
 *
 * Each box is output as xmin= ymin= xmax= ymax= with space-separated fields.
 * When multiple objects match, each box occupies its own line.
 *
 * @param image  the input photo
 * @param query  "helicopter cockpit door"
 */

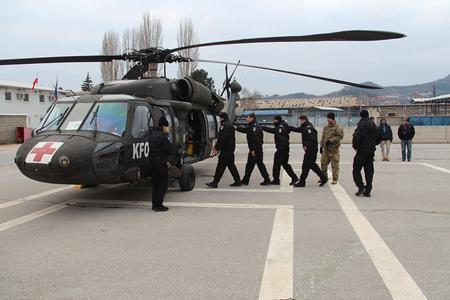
xmin=131 ymin=104 xmax=153 ymax=168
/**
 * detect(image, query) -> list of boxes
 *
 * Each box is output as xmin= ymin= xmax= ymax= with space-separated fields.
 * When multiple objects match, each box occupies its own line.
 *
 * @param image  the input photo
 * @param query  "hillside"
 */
xmin=266 ymin=74 xmax=450 ymax=104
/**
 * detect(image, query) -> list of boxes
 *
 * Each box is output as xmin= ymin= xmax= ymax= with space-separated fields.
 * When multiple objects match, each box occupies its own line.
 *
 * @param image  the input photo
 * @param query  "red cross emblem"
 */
xmin=25 ymin=142 xmax=64 ymax=164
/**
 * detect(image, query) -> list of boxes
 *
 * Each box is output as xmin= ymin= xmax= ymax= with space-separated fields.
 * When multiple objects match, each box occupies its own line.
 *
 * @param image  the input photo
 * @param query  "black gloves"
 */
xmin=325 ymin=140 xmax=332 ymax=147
xmin=320 ymin=147 xmax=323 ymax=154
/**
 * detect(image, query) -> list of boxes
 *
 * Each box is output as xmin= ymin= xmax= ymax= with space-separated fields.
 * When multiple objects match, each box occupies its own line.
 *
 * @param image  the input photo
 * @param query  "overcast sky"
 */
xmin=1 ymin=0 xmax=449 ymax=96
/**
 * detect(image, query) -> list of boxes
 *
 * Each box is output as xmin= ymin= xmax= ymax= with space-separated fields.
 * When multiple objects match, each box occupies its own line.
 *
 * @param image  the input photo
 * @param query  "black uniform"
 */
xmin=148 ymin=128 xmax=175 ymax=209
xmin=236 ymin=120 xmax=270 ymax=184
xmin=212 ymin=120 xmax=241 ymax=183
xmin=352 ymin=117 xmax=379 ymax=193
xmin=262 ymin=121 xmax=298 ymax=183
xmin=291 ymin=122 xmax=327 ymax=185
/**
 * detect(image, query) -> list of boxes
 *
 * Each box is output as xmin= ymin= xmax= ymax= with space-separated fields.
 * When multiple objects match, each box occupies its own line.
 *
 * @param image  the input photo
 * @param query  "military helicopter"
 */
xmin=0 ymin=30 xmax=405 ymax=191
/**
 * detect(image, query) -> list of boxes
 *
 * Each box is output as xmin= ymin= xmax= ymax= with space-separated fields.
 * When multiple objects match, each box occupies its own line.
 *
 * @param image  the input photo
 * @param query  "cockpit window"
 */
xmin=37 ymin=102 xmax=73 ymax=132
xmin=61 ymin=102 xmax=94 ymax=130
xmin=81 ymin=102 xmax=128 ymax=136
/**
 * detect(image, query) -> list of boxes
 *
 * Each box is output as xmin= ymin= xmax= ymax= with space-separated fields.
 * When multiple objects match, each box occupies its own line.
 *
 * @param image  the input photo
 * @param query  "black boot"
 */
xmin=290 ymin=177 xmax=299 ymax=185
xmin=240 ymin=178 xmax=249 ymax=185
xmin=294 ymin=181 xmax=305 ymax=188
xmin=206 ymin=181 xmax=218 ymax=188
xmin=153 ymin=206 xmax=169 ymax=212
xmin=230 ymin=181 xmax=242 ymax=187
xmin=319 ymin=177 xmax=328 ymax=187
xmin=355 ymin=187 xmax=365 ymax=197
xmin=260 ymin=179 xmax=271 ymax=186
xmin=270 ymin=179 xmax=280 ymax=185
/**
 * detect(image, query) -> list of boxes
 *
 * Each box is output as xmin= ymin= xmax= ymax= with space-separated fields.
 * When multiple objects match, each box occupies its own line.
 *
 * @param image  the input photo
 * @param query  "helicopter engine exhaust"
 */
xmin=175 ymin=78 xmax=216 ymax=108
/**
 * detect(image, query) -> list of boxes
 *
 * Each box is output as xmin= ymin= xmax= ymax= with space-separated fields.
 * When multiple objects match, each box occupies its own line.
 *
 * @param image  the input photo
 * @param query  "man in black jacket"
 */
xmin=290 ymin=116 xmax=327 ymax=187
xmin=149 ymin=116 xmax=175 ymax=212
xmin=352 ymin=110 xmax=380 ymax=197
xmin=398 ymin=117 xmax=415 ymax=162
xmin=236 ymin=113 xmax=271 ymax=185
xmin=378 ymin=118 xmax=393 ymax=161
xmin=206 ymin=112 xmax=241 ymax=188
xmin=262 ymin=115 xmax=298 ymax=185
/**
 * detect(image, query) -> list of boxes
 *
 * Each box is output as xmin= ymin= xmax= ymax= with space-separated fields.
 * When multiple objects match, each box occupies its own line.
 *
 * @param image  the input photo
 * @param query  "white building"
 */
xmin=0 ymin=80 xmax=65 ymax=128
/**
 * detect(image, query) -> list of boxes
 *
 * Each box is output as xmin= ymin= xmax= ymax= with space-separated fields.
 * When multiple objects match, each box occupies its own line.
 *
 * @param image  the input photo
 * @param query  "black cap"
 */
xmin=326 ymin=112 xmax=335 ymax=120
xmin=158 ymin=116 xmax=169 ymax=127
xmin=219 ymin=112 xmax=228 ymax=120
xmin=360 ymin=110 xmax=369 ymax=118
xmin=273 ymin=115 xmax=282 ymax=122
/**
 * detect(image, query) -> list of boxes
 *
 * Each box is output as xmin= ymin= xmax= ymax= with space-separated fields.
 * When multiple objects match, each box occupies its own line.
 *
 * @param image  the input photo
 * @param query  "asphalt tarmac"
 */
xmin=0 ymin=143 xmax=449 ymax=300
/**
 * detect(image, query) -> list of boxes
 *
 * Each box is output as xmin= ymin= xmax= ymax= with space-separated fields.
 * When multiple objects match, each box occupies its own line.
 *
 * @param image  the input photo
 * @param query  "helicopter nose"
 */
xmin=16 ymin=136 xmax=98 ymax=184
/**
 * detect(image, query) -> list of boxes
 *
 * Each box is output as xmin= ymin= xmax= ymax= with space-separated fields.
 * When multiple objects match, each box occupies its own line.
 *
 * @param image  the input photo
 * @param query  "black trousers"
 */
xmin=273 ymin=149 xmax=298 ymax=181
xmin=352 ymin=151 xmax=375 ymax=193
xmin=299 ymin=150 xmax=326 ymax=183
xmin=243 ymin=149 xmax=270 ymax=182
xmin=213 ymin=150 xmax=241 ymax=183
xmin=150 ymin=163 xmax=169 ymax=208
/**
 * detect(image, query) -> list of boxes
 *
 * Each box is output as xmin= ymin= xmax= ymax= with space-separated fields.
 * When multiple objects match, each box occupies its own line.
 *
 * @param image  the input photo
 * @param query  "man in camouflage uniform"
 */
xmin=320 ymin=112 xmax=344 ymax=184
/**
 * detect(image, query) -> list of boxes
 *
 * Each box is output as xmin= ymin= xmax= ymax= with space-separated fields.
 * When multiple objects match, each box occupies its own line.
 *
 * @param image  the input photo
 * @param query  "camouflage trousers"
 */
xmin=321 ymin=147 xmax=340 ymax=181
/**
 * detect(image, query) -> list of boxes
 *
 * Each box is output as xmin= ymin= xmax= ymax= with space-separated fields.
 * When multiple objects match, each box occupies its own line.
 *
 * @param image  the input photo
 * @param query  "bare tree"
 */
xmin=177 ymin=18 xmax=199 ymax=78
xmin=100 ymin=31 xmax=122 ymax=81
xmin=138 ymin=13 xmax=163 ymax=77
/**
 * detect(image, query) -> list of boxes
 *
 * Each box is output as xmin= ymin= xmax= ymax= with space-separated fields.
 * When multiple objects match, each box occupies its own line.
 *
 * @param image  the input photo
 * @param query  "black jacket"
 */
xmin=290 ymin=121 xmax=318 ymax=152
xmin=215 ymin=120 xmax=236 ymax=151
xmin=149 ymin=128 xmax=175 ymax=166
xmin=378 ymin=123 xmax=393 ymax=141
xmin=353 ymin=118 xmax=379 ymax=153
xmin=262 ymin=121 xmax=290 ymax=151
xmin=236 ymin=120 xmax=264 ymax=151
xmin=398 ymin=124 xmax=415 ymax=140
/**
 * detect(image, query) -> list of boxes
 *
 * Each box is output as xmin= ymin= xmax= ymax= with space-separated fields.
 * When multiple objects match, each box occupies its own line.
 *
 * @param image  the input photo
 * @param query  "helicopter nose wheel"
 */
xmin=179 ymin=164 xmax=196 ymax=191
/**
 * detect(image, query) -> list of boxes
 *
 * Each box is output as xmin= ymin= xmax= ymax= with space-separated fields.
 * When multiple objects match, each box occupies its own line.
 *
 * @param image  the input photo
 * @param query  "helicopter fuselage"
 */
xmin=15 ymin=78 xmax=225 ymax=191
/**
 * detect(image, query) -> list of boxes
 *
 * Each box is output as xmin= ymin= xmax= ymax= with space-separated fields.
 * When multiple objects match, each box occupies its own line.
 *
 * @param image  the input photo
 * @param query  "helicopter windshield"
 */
xmin=38 ymin=102 xmax=73 ymax=131
xmin=80 ymin=102 xmax=128 ymax=136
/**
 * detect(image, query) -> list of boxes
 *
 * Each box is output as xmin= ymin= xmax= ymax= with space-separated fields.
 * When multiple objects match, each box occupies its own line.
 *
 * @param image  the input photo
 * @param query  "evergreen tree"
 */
xmin=190 ymin=69 xmax=215 ymax=91
xmin=81 ymin=72 xmax=94 ymax=91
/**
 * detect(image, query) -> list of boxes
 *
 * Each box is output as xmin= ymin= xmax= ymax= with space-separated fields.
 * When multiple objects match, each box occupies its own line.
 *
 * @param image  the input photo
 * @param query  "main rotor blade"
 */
xmin=0 ymin=55 xmax=124 ymax=66
xmin=191 ymin=58 xmax=382 ymax=89
xmin=170 ymin=30 xmax=406 ymax=52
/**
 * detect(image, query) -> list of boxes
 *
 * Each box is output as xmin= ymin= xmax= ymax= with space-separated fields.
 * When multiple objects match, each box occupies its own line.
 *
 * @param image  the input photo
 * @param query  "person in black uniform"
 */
xmin=290 ymin=115 xmax=328 ymax=187
xmin=206 ymin=112 xmax=241 ymax=188
xmin=236 ymin=113 xmax=271 ymax=186
xmin=149 ymin=116 xmax=175 ymax=212
xmin=262 ymin=115 xmax=298 ymax=185
xmin=352 ymin=110 xmax=380 ymax=197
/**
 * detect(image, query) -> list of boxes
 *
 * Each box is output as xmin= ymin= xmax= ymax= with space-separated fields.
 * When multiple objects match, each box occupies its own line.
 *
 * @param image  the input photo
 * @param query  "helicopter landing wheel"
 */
xmin=179 ymin=164 xmax=195 ymax=191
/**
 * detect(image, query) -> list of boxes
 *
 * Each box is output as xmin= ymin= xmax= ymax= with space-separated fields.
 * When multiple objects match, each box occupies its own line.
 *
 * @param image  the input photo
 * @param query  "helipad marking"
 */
xmin=0 ymin=201 xmax=69 ymax=232
xmin=329 ymin=176 xmax=427 ymax=300
xmin=420 ymin=162 xmax=450 ymax=174
xmin=194 ymin=187 xmax=293 ymax=193
xmin=69 ymin=199 xmax=293 ymax=210
xmin=258 ymin=208 xmax=294 ymax=300
xmin=0 ymin=186 xmax=71 ymax=210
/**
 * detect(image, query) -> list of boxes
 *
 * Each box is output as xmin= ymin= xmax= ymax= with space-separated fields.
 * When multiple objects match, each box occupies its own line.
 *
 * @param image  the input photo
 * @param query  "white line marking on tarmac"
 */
xmin=0 ymin=201 xmax=69 ymax=233
xmin=0 ymin=186 xmax=72 ymax=210
xmin=194 ymin=188 xmax=293 ymax=193
xmin=329 ymin=181 xmax=428 ymax=300
xmin=420 ymin=163 xmax=450 ymax=174
xmin=70 ymin=199 xmax=293 ymax=210
xmin=258 ymin=208 xmax=294 ymax=300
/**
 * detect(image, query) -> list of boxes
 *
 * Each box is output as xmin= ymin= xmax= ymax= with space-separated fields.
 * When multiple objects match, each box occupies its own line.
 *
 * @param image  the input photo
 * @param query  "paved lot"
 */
xmin=0 ymin=143 xmax=449 ymax=299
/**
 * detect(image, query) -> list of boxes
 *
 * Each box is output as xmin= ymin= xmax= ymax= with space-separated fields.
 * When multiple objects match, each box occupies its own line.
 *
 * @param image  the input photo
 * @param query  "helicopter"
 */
xmin=0 ymin=30 xmax=405 ymax=191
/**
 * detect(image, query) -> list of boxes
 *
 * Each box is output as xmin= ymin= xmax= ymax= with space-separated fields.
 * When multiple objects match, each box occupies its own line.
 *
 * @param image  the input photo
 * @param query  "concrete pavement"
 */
xmin=0 ymin=143 xmax=449 ymax=299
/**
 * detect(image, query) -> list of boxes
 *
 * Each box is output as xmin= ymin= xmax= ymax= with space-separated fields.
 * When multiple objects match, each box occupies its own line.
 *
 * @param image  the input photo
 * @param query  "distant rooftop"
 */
xmin=411 ymin=94 xmax=450 ymax=103
xmin=0 ymin=80 xmax=57 ymax=92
